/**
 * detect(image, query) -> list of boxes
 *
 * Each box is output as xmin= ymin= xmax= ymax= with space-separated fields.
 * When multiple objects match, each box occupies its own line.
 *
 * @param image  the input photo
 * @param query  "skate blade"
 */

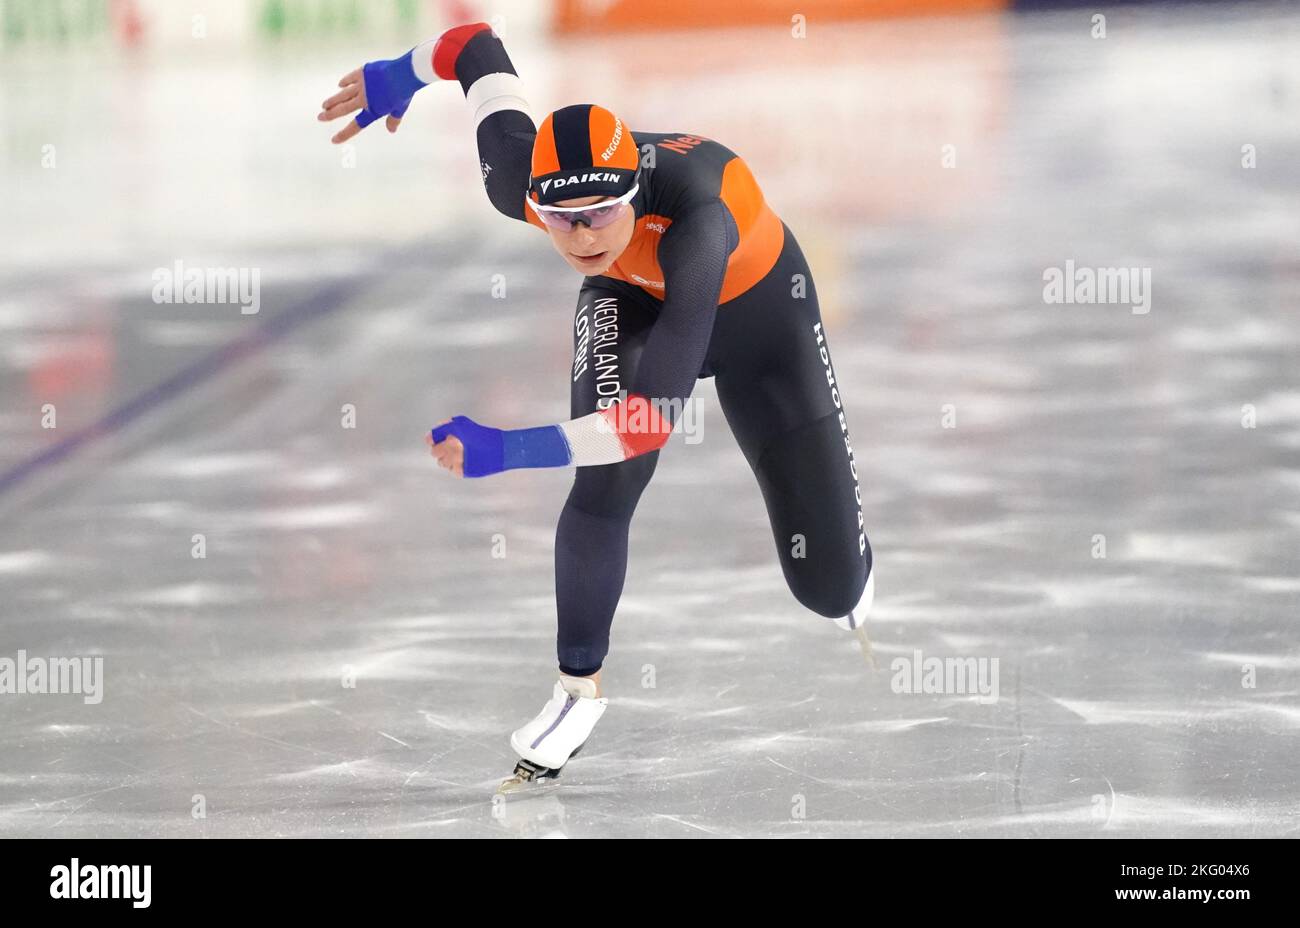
xmin=854 ymin=625 xmax=879 ymax=670
xmin=496 ymin=774 xmax=562 ymax=799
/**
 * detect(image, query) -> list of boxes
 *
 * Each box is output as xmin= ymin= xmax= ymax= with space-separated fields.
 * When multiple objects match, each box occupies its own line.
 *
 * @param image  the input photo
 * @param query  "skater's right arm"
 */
xmin=316 ymin=23 xmax=539 ymax=225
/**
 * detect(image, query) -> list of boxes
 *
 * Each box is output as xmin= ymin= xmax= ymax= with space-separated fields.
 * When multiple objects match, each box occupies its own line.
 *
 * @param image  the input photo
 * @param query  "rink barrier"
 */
xmin=0 ymin=0 xmax=449 ymax=48
xmin=553 ymin=0 xmax=1008 ymax=33
xmin=552 ymin=0 xmax=1210 ymax=32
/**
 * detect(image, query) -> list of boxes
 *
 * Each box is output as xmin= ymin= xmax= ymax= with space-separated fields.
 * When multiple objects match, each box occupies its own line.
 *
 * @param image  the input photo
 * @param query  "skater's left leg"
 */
xmin=710 ymin=225 xmax=873 ymax=627
xmin=718 ymin=390 xmax=873 ymax=623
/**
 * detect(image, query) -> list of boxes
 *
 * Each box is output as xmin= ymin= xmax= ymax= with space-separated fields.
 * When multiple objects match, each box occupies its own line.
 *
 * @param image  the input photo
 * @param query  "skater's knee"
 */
xmin=791 ymin=577 xmax=864 ymax=619
xmin=567 ymin=453 xmax=657 ymax=518
xmin=784 ymin=555 xmax=871 ymax=619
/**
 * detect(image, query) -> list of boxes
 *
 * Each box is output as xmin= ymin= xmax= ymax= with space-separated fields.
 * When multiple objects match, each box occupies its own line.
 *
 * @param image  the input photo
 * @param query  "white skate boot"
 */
xmin=497 ymin=674 xmax=608 ymax=795
xmin=833 ymin=570 xmax=877 ymax=668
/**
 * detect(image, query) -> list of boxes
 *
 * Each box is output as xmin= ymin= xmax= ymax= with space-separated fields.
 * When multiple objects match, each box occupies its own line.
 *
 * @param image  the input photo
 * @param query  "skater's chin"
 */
xmin=567 ymin=251 xmax=611 ymax=273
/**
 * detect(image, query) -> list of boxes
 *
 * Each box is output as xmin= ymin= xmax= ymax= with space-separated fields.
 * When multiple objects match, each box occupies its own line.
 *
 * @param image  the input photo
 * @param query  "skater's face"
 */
xmin=543 ymin=195 xmax=636 ymax=276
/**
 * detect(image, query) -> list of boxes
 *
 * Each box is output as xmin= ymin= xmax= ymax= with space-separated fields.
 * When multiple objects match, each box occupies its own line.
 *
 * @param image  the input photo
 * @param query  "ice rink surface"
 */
xmin=1 ymin=3 xmax=1298 ymax=837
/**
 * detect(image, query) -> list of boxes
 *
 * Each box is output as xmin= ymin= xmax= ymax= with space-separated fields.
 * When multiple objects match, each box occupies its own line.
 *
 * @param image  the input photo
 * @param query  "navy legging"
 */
xmin=555 ymin=224 xmax=872 ymax=675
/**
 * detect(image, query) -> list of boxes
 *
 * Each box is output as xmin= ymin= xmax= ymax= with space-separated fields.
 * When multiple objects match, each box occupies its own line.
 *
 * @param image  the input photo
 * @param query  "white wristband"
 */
xmin=465 ymin=72 xmax=533 ymax=127
xmin=410 ymin=38 xmax=438 ymax=84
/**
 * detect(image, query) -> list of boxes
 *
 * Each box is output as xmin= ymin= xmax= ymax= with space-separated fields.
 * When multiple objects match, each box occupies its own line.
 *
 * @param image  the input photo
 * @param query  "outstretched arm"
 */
xmin=428 ymin=200 xmax=741 ymax=477
xmin=316 ymin=23 xmax=539 ymax=224
xmin=436 ymin=23 xmax=539 ymax=223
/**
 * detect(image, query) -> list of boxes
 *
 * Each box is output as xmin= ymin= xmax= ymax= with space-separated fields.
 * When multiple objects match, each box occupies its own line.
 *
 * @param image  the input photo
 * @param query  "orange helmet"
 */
xmin=530 ymin=104 xmax=641 ymax=206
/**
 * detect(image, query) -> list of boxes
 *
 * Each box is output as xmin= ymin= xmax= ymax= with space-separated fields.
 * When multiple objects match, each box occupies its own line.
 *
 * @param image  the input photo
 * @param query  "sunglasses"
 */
xmin=526 ymin=184 xmax=639 ymax=231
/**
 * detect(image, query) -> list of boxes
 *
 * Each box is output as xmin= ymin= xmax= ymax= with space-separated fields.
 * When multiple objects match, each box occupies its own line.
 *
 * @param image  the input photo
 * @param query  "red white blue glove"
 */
xmin=429 ymin=395 xmax=675 ymax=478
xmin=431 ymin=415 xmax=571 ymax=478
xmin=353 ymin=48 xmax=426 ymax=129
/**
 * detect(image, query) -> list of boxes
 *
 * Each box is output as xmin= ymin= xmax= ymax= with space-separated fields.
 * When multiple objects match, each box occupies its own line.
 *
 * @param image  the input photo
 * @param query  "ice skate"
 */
xmin=497 ymin=674 xmax=608 ymax=796
xmin=834 ymin=570 xmax=877 ymax=669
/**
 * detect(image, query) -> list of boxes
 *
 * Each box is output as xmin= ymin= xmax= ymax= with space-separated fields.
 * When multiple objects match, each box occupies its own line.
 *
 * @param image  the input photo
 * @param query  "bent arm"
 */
xmin=435 ymin=200 xmax=740 ymax=475
xmin=354 ymin=24 xmax=539 ymax=223
xmin=433 ymin=23 xmax=539 ymax=223
xmin=555 ymin=199 xmax=738 ymax=464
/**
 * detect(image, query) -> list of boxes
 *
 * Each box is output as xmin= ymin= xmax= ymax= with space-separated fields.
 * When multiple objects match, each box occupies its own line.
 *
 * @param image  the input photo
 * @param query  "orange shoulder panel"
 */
xmin=717 ymin=157 xmax=784 ymax=303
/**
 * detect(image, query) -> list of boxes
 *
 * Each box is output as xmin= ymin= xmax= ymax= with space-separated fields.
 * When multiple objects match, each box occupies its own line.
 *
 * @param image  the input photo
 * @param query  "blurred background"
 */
xmin=0 ymin=0 xmax=1297 ymax=838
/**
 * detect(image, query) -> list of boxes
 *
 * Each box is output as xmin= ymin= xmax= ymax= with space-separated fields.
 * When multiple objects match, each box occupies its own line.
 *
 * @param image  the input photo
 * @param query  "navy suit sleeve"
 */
xmin=627 ymin=198 xmax=740 ymax=423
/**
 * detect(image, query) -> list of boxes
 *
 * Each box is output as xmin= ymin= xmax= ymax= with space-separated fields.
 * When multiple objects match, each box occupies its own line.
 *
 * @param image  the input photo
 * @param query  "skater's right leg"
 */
xmin=554 ymin=282 xmax=660 ymax=686
xmin=555 ymin=452 xmax=657 ymax=684
xmin=501 ymin=283 xmax=657 ymax=791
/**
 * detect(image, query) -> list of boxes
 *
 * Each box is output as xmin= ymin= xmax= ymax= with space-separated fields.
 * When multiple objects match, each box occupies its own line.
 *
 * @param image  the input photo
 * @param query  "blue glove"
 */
xmin=431 ymin=416 xmax=572 ymax=478
xmin=355 ymin=48 xmax=424 ymax=129
xmin=432 ymin=416 xmax=505 ymax=478
xmin=356 ymin=97 xmax=410 ymax=130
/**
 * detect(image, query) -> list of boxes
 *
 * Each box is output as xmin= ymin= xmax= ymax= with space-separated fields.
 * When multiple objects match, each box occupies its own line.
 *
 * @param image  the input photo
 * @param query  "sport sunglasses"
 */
xmin=526 ymin=183 xmax=640 ymax=231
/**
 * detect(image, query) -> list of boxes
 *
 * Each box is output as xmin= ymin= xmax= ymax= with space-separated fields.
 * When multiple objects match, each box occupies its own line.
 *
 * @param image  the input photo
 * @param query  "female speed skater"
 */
xmin=317 ymin=23 xmax=875 ymax=794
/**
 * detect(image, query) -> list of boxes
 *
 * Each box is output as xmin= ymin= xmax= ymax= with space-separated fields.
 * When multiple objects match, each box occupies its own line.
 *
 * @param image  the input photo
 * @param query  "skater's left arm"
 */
xmin=428 ymin=200 xmax=739 ymax=477
xmin=316 ymin=24 xmax=542 ymax=227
